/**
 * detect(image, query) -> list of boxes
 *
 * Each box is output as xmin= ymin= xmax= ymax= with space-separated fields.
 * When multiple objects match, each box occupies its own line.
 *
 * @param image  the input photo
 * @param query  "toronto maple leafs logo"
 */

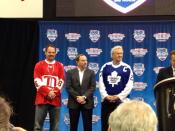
xmin=107 ymin=71 xmax=121 ymax=87
xmin=103 ymin=0 xmax=146 ymax=14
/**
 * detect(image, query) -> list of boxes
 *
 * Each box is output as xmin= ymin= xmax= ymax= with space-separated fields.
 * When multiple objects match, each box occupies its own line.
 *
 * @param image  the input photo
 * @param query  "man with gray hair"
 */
xmin=99 ymin=46 xmax=134 ymax=131
xmin=108 ymin=100 xmax=158 ymax=131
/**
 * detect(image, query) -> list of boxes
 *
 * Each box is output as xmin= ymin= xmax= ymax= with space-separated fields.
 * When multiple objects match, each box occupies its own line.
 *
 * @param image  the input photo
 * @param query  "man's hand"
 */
xmin=47 ymin=90 xmax=56 ymax=100
xmin=110 ymin=95 xmax=119 ymax=102
xmin=105 ymin=95 xmax=119 ymax=102
xmin=105 ymin=95 xmax=113 ymax=101
xmin=76 ymin=96 xmax=86 ymax=104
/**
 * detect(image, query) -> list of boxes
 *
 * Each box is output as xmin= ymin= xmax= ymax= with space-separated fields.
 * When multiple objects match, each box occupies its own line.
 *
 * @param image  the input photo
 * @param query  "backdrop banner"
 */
xmin=39 ymin=21 xmax=175 ymax=131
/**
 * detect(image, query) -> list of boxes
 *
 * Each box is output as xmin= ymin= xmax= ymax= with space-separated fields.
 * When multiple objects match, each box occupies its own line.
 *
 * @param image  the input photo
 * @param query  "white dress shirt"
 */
xmin=78 ymin=68 xmax=85 ymax=85
xmin=172 ymin=66 xmax=175 ymax=76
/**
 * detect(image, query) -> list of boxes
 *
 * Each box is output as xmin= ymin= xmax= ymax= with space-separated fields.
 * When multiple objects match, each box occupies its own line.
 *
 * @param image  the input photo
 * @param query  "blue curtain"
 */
xmin=39 ymin=21 xmax=175 ymax=131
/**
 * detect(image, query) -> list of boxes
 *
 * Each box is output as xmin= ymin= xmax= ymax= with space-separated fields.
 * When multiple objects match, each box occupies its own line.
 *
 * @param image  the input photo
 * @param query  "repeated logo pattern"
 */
xmin=41 ymin=23 xmax=173 ymax=130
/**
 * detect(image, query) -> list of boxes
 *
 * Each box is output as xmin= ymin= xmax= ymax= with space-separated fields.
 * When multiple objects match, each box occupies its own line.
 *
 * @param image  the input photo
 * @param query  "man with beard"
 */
xmin=33 ymin=44 xmax=64 ymax=131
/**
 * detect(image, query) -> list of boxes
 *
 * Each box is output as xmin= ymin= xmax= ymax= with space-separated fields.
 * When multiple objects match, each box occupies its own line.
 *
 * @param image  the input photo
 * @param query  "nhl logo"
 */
xmin=88 ymin=63 xmax=99 ymax=74
xmin=133 ymin=82 xmax=147 ymax=91
xmin=103 ymin=0 xmax=146 ymax=14
xmin=89 ymin=30 xmax=100 ymax=43
xmin=67 ymin=47 xmax=78 ymax=60
xmin=132 ymin=97 xmax=144 ymax=101
xmin=64 ymin=65 xmax=77 ymax=72
xmin=46 ymin=29 xmax=58 ymax=42
xmin=133 ymin=63 xmax=145 ymax=76
xmin=156 ymin=48 xmax=168 ymax=61
xmin=108 ymin=33 xmax=125 ymax=42
xmin=133 ymin=29 xmax=145 ymax=42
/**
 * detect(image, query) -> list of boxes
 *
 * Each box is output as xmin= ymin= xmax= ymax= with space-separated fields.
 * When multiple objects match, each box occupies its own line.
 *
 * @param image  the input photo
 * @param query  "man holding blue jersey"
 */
xmin=99 ymin=46 xmax=134 ymax=131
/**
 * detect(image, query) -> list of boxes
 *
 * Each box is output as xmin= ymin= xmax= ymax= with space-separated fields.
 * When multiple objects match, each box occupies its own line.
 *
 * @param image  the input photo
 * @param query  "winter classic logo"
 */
xmin=64 ymin=65 xmax=77 ymax=72
xmin=63 ymin=113 xmax=100 ymax=125
xmin=65 ymin=33 xmax=81 ymax=42
xmin=86 ymin=48 xmax=102 ymax=57
xmin=43 ymin=47 xmax=60 ymax=54
xmin=133 ymin=63 xmax=145 ymax=76
xmin=133 ymin=82 xmax=147 ymax=91
xmin=130 ymin=48 xmax=148 ymax=57
xmin=88 ymin=63 xmax=99 ymax=74
xmin=133 ymin=29 xmax=145 ymax=42
xmin=156 ymin=48 xmax=168 ymax=61
xmin=103 ymin=0 xmax=146 ymax=14
xmin=108 ymin=33 xmax=125 ymax=42
xmin=67 ymin=47 xmax=78 ymax=60
xmin=153 ymin=32 xmax=171 ymax=42
xmin=89 ymin=30 xmax=101 ymax=43
xmin=47 ymin=29 xmax=58 ymax=42
xmin=64 ymin=113 xmax=70 ymax=126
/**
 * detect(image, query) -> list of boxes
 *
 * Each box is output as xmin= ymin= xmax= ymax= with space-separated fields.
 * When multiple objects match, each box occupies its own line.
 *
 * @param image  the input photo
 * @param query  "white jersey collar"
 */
xmin=45 ymin=59 xmax=56 ymax=64
xmin=111 ymin=61 xmax=123 ymax=68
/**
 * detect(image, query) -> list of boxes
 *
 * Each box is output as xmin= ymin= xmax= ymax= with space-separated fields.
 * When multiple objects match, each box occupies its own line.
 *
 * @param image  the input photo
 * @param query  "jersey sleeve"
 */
xmin=34 ymin=62 xmax=50 ymax=97
xmin=99 ymin=64 xmax=108 ymax=100
xmin=54 ymin=63 xmax=65 ymax=95
xmin=117 ymin=66 xmax=134 ymax=101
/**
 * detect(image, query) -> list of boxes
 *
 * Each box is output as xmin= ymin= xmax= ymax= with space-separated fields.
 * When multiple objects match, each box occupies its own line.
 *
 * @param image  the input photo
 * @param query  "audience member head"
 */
xmin=108 ymin=100 xmax=158 ymax=131
xmin=0 ymin=96 xmax=13 ymax=131
xmin=0 ymin=96 xmax=26 ymax=131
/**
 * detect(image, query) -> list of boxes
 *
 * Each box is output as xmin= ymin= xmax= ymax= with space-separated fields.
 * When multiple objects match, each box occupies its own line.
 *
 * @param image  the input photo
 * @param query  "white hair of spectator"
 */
xmin=108 ymin=100 xmax=158 ymax=131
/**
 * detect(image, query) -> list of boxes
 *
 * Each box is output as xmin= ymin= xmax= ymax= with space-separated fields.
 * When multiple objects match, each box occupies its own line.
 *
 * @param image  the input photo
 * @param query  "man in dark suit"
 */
xmin=66 ymin=54 xmax=96 ymax=131
xmin=156 ymin=50 xmax=175 ymax=83
xmin=156 ymin=50 xmax=175 ymax=120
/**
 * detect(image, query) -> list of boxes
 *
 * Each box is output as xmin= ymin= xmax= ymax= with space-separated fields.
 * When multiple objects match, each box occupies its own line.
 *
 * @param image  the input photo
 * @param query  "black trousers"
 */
xmin=101 ymin=99 xmax=121 ymax=131
xmin=69 ymin=107 xmax=93 ymax=131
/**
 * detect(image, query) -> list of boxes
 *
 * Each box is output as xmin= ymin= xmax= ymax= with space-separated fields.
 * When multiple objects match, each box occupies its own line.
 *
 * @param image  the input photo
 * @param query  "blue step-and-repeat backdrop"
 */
xmin=38 ymin=21 xmax=175 ymax=131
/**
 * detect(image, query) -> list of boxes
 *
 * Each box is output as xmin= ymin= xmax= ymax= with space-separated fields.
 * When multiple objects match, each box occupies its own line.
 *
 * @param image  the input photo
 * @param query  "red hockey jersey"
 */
xmin=34 ymin=60 xmax=64 ymax=106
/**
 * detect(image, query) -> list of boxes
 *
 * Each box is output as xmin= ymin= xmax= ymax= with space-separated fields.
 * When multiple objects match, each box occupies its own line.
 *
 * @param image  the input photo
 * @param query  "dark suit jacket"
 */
xmin=156 ymin=66 xmax=173 ymax=83
xmin=156 ymin=66 xmax=175 ymax=117
xmin=66 ymin=68 xmax=96 ymax=109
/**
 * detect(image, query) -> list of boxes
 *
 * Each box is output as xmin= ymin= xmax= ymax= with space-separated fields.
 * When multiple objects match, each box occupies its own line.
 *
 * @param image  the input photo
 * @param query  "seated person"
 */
xmin=108 ymin=100 xmax=158 ymax=131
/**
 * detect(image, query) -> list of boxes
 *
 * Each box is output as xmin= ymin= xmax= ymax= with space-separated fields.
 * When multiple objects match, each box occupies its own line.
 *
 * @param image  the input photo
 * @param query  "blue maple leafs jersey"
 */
xmin=99 ymin=61 xmax=134 ymax=101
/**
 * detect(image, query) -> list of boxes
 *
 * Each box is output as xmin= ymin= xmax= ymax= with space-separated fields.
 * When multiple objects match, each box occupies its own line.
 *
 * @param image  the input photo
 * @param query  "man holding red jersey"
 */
xmin=33 ymin=44 xmax=64 ymax=131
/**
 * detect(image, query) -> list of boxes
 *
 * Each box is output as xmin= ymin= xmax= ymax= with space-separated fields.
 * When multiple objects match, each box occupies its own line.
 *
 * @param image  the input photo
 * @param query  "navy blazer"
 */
xmin=66 ymin=68 xmax=96 ymax=109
